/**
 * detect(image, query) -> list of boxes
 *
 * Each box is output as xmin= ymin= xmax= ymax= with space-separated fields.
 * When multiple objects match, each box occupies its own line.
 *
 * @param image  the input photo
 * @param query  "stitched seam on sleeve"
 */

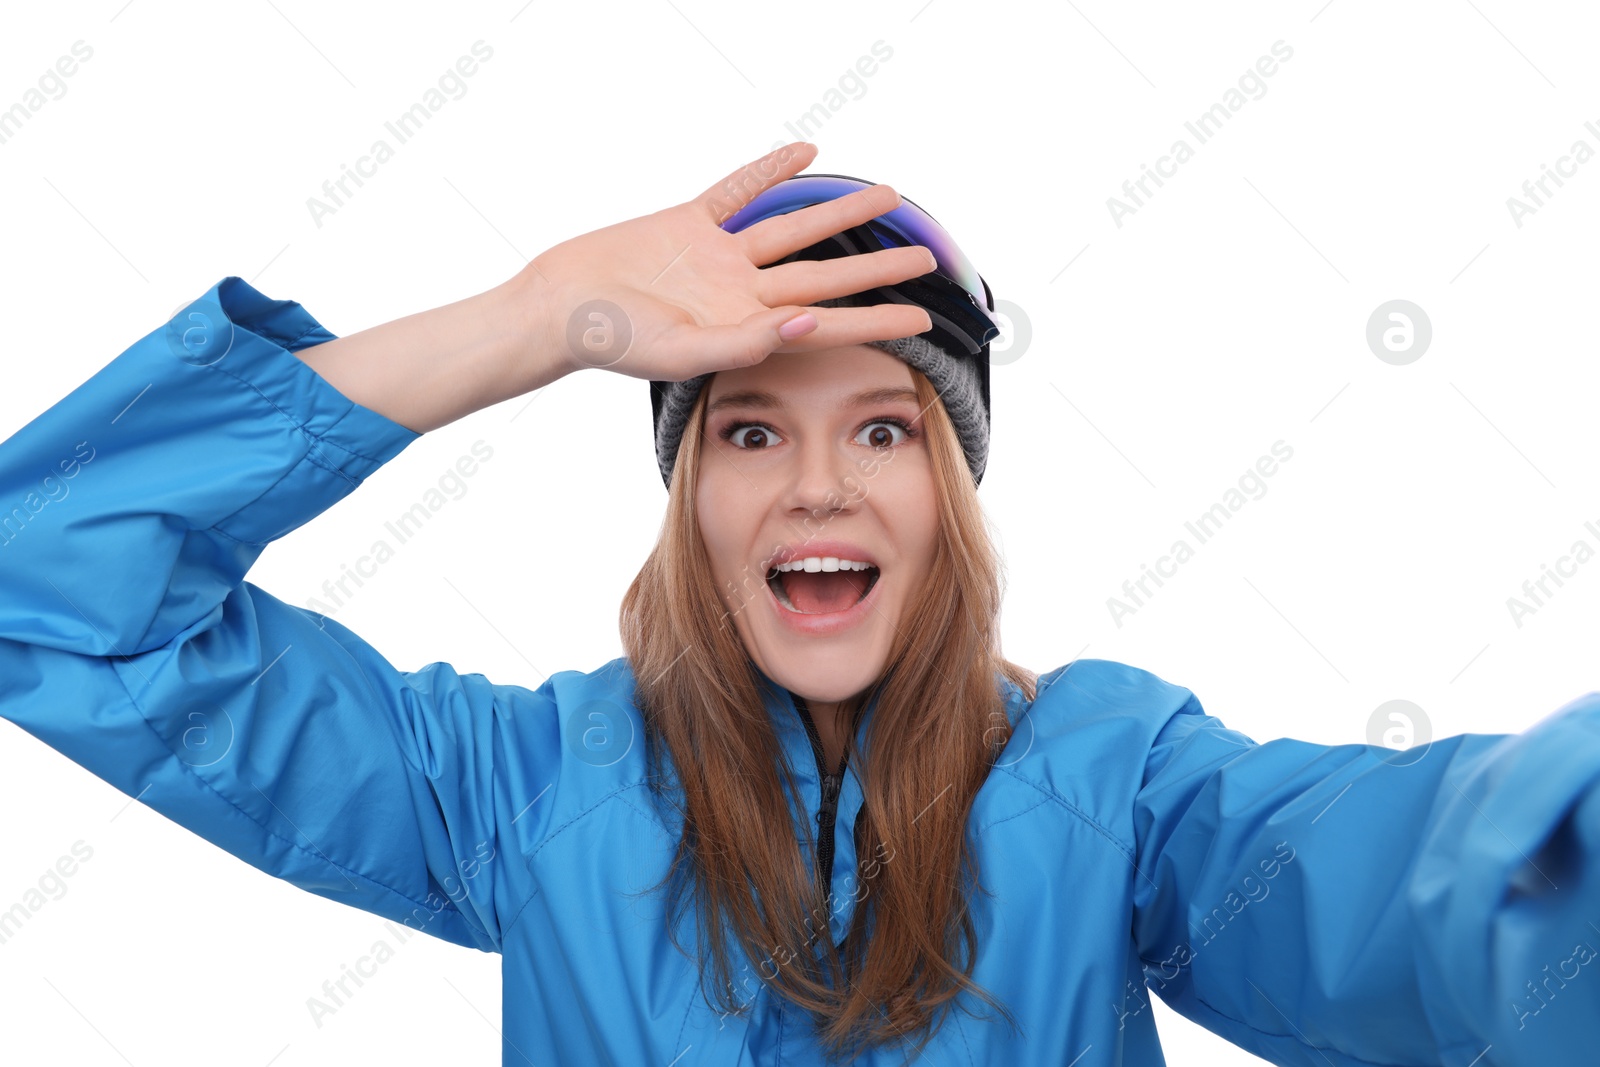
xmin=205 ymin=435 xmax=373 ymax=548
xmin=672 ymin=963 xmax=704 ymax=1056
xmin=499 ymin=780 xmax=657 ymax=941
xmin=302 ymin=437 xmax=358 ymax=480
xmin=987 ymin=764 xmax=1137 ymax=859
xmin=950 ymin=1010 xmax=977 ymax=1067
xmin=974 ymin=793 xmax=1054 ymax=833
xmin=281 ymin=318 xmax=328 ymax=350
xmin=498 ymin=888 xmax=543 ymax=947
xmin=107 ymin=656 xmax=478 ymax=938
xmin=204 ymin=444 xmax=317 ymax=546
xmin=209 ymin=352 xmax=394 ymax=466
xmin=527 ymin=779 xmax=658 ymax=862
xmin=613 ymin=791 xmax=671 ymax=833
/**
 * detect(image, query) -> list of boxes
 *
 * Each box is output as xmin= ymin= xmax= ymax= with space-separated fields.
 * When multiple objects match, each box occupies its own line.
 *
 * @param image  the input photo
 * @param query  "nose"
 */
xmin=780 ymin=428 xmax=862 ymax=521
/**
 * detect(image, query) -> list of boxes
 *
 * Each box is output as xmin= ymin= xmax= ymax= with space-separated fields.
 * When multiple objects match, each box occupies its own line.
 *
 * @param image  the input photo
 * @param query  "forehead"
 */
xmin=703 ymin=345 xmax=915 ymax=409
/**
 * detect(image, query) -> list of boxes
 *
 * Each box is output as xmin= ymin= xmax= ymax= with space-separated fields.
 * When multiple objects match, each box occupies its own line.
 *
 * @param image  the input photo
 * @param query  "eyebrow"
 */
xmin=705 ymin=386 xmax=919 ymax=417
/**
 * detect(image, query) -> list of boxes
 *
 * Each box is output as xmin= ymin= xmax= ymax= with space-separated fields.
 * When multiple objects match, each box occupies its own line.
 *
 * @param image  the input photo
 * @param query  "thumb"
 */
xmin=774 ymin=308 xmax=819 ymax=342
xmin=698 ymin=306 xmax=819 ymax=370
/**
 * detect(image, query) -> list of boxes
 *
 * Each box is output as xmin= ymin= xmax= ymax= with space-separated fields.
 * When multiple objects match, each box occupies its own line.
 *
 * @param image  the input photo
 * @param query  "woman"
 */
xmin=1 ymin=142 xmax=1596 ymax=1066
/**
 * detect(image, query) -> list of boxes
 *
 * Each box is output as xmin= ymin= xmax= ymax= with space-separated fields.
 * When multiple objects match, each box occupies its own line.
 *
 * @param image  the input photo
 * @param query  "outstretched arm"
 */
xmin=1131 ymin=682 xmax=1600 ymax=1066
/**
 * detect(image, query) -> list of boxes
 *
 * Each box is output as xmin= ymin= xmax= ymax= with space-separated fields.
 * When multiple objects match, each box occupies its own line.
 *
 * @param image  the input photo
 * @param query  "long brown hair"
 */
xmin=619 ymin=363 xmax=1037 ymax=1062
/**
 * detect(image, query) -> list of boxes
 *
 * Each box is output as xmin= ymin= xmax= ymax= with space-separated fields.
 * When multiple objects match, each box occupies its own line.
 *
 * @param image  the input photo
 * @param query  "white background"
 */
xmin=2 ymin=1 xmax=1598 ymax=1064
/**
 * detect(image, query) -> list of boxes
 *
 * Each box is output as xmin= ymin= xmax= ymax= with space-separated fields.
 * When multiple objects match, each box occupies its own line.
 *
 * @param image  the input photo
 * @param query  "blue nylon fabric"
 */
xmin=1 ymin=276 xmax=1598 ymax=1065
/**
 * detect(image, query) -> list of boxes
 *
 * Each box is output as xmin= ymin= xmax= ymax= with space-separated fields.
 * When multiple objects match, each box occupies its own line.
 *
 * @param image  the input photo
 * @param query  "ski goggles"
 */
xmin=719 ymin=173 xmax=1001 ymax=361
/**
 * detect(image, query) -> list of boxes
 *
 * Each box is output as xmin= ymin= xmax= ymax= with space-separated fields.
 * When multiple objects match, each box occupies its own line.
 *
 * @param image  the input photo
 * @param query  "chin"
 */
xmin=778 ymin=657 xmax=880 ymax=704
xmin=749 ymin=630 xmax=890 ymax=706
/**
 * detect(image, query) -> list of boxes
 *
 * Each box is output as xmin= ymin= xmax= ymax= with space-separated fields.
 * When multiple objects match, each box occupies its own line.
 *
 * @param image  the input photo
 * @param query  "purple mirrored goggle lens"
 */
xmin=719 ymin=173 xmax=999 ymax=346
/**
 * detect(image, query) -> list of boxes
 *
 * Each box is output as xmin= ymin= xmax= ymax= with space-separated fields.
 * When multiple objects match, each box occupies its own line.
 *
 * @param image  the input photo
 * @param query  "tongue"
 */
xmin=782 ymin=570 xmax=869 ymax=614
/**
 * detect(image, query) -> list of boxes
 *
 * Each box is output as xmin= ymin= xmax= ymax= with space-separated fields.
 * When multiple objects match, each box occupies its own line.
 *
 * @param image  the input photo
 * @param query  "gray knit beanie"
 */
xmin=650 ymin=291 xmax=990 ymax=491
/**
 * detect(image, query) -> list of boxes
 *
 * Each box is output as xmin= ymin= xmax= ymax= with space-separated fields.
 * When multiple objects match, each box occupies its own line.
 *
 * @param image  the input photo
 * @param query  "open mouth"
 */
xmin=765 ymin=560 xmax=880 ymax=615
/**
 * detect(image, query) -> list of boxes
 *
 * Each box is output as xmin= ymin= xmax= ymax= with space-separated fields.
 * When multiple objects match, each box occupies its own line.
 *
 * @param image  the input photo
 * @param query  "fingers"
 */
xmin=650 ymin=307 xmax=814 ymax=378
xmin=735 ymin=184 xmax=906 ymax=266
xmin=654 ymin=303 xmax=933 ymax=380
xmin=754 ymin=245 xmax=938 ymax=309
xmin=695 ymin=142 xmax=817 ymax=226
xmin=767 ymin=304 xmax=934 ymax=355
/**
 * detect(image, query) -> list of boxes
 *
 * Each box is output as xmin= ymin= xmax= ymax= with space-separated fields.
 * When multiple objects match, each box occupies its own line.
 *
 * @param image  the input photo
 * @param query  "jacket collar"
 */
xmin=757 ymin=669 xmax=883 ymax=781
xmin=759 ymin=667 xmax=1030 ymax=777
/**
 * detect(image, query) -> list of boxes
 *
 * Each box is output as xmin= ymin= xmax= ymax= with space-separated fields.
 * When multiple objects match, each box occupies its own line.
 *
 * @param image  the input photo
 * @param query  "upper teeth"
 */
xmin=773 ymin=557 xmax=874 ymax=573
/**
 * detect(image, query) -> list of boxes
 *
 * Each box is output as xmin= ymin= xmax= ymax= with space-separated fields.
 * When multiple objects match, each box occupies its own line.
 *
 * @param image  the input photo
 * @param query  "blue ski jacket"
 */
xmin=2 ymin=277 xmax=1598 ymax=1066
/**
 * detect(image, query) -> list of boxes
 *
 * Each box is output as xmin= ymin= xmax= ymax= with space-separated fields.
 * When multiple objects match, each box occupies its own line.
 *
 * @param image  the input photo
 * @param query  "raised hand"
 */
xmin=295 ymin=142 xmax=936 ymax=434
xmin=523 ymin=141 xmax=937 ymax=383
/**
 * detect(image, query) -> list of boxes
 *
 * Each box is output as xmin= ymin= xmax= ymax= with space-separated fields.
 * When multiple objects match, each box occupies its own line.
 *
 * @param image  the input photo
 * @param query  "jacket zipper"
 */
xmin=792 ymin=695 xmax=849 ymax=894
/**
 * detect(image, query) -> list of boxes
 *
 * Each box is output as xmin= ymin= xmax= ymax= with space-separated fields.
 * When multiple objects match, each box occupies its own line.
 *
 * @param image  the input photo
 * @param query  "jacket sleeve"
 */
xmin=0 ymin=276 xmax=556 ymax=955
xmin=1130 ymin=684 xmax=1600 ymax=1067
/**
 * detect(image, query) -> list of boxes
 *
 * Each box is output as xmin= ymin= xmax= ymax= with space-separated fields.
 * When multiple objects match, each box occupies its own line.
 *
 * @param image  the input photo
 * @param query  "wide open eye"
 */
xmin=855 ymin=418 xmax=914 ymax=449
xmin=722 ymin=422 xmax=784 ymax=449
